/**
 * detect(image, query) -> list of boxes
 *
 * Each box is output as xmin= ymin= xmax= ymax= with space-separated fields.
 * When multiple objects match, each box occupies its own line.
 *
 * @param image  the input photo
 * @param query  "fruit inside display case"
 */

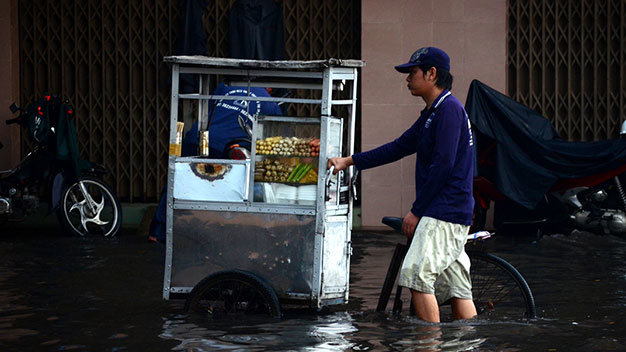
xmin=254 ymin=155 xmax=320 ymax=205
xmin=256 ymin=137 xmax=321 ymax=157
xmin=253 ymin=119 xmax=323 ymax=205
xmin=254 ymin=158 xmax=318 ymax=184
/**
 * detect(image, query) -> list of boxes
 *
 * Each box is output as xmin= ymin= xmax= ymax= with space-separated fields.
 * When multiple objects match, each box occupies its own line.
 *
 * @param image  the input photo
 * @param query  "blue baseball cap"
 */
xmin=394 ymin=47 xmax=450 ymax=73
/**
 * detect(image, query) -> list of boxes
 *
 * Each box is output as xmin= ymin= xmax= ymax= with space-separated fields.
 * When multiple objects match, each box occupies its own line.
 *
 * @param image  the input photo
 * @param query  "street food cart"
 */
xmin=162 ymin=56 xmax=364 ymax=317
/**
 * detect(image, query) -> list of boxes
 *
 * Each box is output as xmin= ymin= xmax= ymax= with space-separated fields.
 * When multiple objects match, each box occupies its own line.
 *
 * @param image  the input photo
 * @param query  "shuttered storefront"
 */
xmin=18 ymin=0 xmax=360 ymax=201
xmin=508 ymin=0 xmax=626 ymax=141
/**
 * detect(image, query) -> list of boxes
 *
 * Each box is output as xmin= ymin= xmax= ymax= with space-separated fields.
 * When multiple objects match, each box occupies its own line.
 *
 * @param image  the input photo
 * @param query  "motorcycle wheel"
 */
xmin=56 ymin=176 xmax=122 ymax=237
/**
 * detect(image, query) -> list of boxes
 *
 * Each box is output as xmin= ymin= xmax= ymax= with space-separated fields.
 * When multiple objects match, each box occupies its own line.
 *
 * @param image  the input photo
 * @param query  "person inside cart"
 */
xmin=148 ymin=83 xmax=282 ymax=243
xmin=181 ymin=82 xmax=282 ymax=157
xmin=327 ymin=47 xmax=477 ymax=322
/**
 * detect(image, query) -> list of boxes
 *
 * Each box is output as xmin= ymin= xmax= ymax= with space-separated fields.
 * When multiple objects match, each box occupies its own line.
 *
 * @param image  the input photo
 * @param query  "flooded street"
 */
xmin=1 ymin=225 xmax=626 ymax=351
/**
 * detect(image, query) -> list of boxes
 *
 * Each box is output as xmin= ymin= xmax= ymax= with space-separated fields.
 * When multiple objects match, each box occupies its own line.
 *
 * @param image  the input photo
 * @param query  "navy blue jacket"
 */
xmin=353 ymin=90 xmax=474 ymax=225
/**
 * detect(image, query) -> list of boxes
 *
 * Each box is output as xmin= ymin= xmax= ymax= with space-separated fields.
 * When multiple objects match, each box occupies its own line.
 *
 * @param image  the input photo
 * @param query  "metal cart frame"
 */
xmin=162 ymin=56 xmax=364 ymax=310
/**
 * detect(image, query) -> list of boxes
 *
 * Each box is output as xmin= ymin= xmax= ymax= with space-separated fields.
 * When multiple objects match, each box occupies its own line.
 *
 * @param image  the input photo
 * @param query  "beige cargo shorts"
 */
xmin=398 ymin=216 xmax=472 ymax=304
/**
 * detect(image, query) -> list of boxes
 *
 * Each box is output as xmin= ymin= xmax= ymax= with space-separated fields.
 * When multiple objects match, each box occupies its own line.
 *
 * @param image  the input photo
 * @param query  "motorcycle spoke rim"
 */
xmin=64 ymin=180 xmax=118 ymax=237
xmin=83 ymin=197 xmax=109 ymax=226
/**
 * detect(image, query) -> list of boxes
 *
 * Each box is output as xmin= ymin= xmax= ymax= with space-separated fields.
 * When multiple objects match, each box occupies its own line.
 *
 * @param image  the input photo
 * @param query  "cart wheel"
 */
xmin=185 ymin=270 xmax=281 ymax=319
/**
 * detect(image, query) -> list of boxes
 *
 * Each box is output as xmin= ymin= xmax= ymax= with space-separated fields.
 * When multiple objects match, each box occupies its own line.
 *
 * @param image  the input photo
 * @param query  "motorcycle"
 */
xmin=472 ymin=143 xmax=626 ymax=236
xmin=1 ymin=95 xmax=122 ymax=237
xmin=467 ymin=80 xmax=626 ymax=237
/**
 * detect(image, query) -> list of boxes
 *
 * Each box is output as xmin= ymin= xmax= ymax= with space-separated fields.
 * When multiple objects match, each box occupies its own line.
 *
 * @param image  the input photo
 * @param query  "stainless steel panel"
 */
xmin=258 ymin=116 xmax=321 ymax=124
xmin=173 ymin=200 xmax=316 ymax=215
xmin=173 ymin=162 xmax=249 ymax=202
xmin=315 ymin=116 xmax=330 ymax=234
xmin=170 ymin=210 xmax=316 ymax=299
xmin=176 ymin=157 xmax=248 ymax=164
xmin=179 ymin=93 xmax=322 ymax=105
xmin=325 ymin=207 xmax=349 ymax=217
xmin=321 ymin=216 xmax=350 ymax=298
xmin=164 ymin=156 xmax=176 ymax=300
xmin=325 ymin=118 xmax=343 ymax=208
xmin=163 ymin=63 xmax=180 ymax=300
xmin=166 ymin=56 xmax=365 ymax=68
xmin=198 ymin=74 xmax=210 ymax=131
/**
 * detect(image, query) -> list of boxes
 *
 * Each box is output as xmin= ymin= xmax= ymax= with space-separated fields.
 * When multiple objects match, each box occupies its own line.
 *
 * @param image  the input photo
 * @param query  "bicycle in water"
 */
xmin=377 ymin=216 xmax=536 ymax=320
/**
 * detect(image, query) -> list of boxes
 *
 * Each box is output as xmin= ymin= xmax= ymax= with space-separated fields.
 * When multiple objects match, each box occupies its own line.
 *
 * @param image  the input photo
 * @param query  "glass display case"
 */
xmin=253 ymin=117 xmax=321 ymax=205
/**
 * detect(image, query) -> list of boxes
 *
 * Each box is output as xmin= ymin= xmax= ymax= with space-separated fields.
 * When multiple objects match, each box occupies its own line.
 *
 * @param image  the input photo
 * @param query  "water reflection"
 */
xmin=160 ymin=312 xmax=358 ymax=351
xmin=160 ymin=312 xmax=491 ymax=351
xmin=305 ymin=312 xmax=357 ymax=351
xmin=0 ymin=248 xmax=39 ymax=342
xmin=390 ymin=324 xmax=484 ymax=352
xmin=2 ymin=228 xmax=626 ymax=350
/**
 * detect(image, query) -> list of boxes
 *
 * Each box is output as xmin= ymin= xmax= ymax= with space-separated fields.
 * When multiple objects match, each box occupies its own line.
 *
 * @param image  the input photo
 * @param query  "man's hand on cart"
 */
xmin=327 ymin=156 xmax=354 ymax=175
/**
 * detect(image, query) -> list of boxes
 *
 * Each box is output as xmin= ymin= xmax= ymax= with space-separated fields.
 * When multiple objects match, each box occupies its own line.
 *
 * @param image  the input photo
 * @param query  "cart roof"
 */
xmin=164 ymin=56 xmax=365 ymax=69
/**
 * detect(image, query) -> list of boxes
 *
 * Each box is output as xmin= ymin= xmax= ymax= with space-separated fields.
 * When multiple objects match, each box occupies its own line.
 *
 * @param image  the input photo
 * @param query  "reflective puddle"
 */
xmin=1 ymin=226 xmax=625 ymax=351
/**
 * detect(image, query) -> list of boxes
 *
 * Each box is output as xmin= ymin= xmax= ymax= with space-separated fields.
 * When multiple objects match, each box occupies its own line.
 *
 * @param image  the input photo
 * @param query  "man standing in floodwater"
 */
xmin=328 ymin=47 xmax=477 ymax=322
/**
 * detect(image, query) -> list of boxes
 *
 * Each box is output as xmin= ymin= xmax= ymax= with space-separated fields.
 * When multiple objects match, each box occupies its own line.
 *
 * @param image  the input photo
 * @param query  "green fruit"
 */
xmin=287 ymin=163 xmax=303 ymax=182
xmin=295 ymin=164 xmax=312 ymax=182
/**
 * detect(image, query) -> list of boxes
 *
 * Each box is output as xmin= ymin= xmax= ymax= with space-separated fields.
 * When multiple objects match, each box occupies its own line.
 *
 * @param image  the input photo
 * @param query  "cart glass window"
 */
xmin=253 ymin=118 xmax=320 ymax=205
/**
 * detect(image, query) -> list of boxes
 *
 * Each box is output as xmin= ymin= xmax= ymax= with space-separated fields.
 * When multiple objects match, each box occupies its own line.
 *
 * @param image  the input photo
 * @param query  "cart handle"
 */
xmin=325 ymin=165 xmax=335 ymax=201
xmin=350 ymin=168 xmax=359 ymax=201
xmin=325 ymin=165 xmax=335 ymax=186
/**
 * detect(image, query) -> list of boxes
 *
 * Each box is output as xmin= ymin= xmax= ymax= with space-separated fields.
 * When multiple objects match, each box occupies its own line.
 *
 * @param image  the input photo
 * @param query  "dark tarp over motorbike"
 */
xmin=465 ymin=79 xmax=626 ymax=209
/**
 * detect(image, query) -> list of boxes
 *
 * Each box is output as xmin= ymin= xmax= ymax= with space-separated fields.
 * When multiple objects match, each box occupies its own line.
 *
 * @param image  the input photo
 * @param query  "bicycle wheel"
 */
xmin=185 ymin=270 xmax=281 ymax=319
xmin=467 ymin=250 xmax=536 ymax=319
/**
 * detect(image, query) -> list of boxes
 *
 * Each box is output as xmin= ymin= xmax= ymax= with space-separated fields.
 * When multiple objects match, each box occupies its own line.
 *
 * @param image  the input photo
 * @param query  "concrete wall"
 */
xmin=360 ymin=0 xmax=506 ymax=228
xmin=0 ymin=0 xmax=19 ymax=170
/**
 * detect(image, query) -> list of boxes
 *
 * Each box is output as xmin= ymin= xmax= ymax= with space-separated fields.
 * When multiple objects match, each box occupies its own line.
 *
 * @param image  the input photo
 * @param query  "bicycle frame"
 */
xmin=376 ymin=216 xmax=537 ymax=319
